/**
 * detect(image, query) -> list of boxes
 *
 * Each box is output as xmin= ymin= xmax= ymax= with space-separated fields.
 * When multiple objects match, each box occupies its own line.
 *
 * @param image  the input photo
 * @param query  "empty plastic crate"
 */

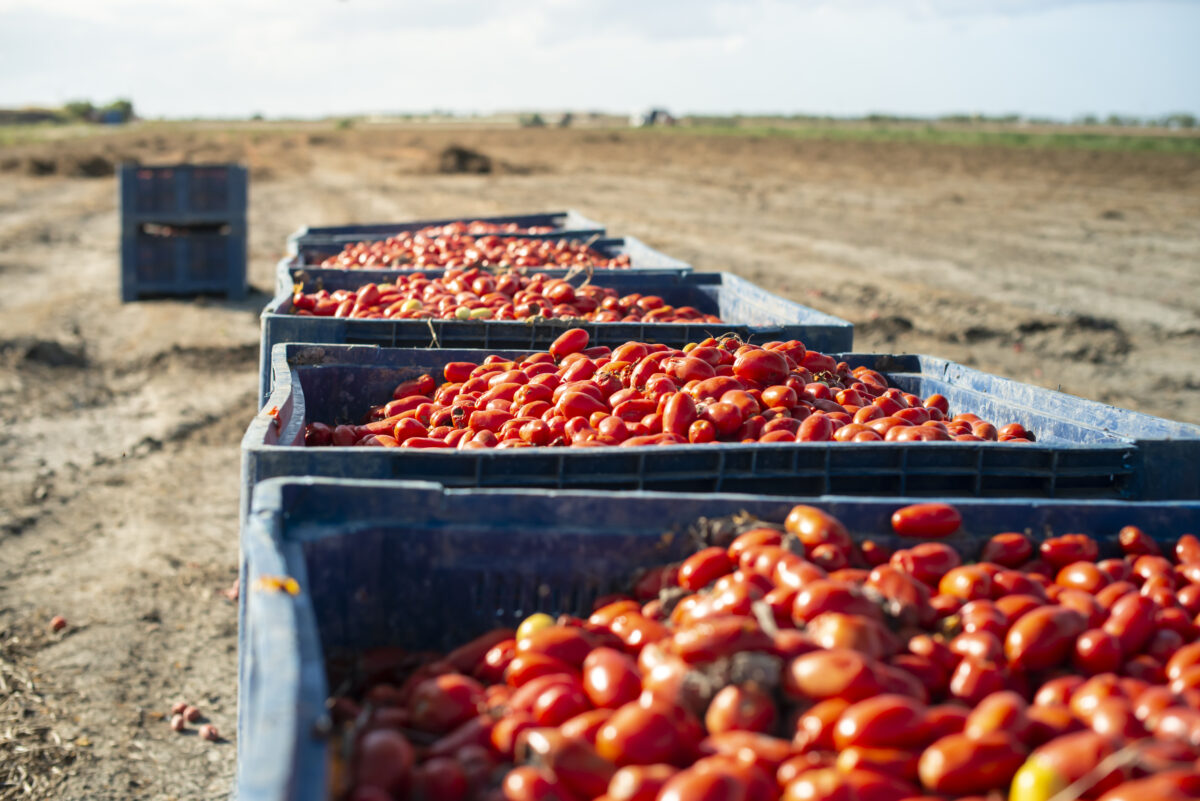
xmin=256 ymin=270 xmax=854 ymax=405
xmin=237 ymin=476 xmax=1200 ymax=801
xmin=119 ymin=163 xmax=247 ymax=224
xmin=241 ymin=344 xmax=1200 ymax=521
xmin=120 ymin=223 xmax=247 ymax=301
xmin=286 ymin=209 xmax=605 ymax=254
xmin=284 ymin=235 xmax=690 ymax=275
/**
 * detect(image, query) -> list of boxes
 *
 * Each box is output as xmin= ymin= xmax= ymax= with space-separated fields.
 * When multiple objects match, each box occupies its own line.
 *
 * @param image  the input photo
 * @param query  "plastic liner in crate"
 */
xmin=256 ymin=270 xmax=854 ymax=406
xmin=286 ymin=209 xmax=605 ymax=254
xmin=242 ymin=344 xmax=1200 ymax=518
xmin=283 ymin=235 xmax=690 ymax=277
xmin=120 ymin=223 xmax=247 ymax=301
xmin=118 ymin=163 xmax=247 ymax=225
xmin=237 ymin=476 xmax=1200 ymax=801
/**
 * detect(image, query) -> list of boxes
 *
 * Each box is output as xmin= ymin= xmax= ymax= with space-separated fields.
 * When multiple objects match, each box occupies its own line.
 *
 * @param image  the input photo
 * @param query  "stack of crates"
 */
xmin=119 ymin=163 xmax=248 ymax=301
xmin=236 ymin=208 xmax=1200 ymax=801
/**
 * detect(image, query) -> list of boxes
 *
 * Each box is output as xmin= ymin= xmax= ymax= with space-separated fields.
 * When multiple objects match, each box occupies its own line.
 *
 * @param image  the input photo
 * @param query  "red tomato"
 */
xmin=784 ymin=649 xmax=883 ymax=702
xmin=407 ymin=674 xmax=486 ymax=734
xmin=582 ymin=647 xmax=641 ymax=709
xmin=607 ymin=764 xmax=678 ymax=801
xmin=704 ymin=684 xmax=777 ymax=735
xmin=355 ymin=729 xmax=415 ymax=795
xmin=917 ymin=732 xmax=1026 ymax=796
xmin=595 ymin=701 xmax=686 ymax=766
xmin=1005 ymin=606 xmax=1086 ymax=671
xmin=501 ymin=765 xmax=573 ymax=801
xmin=964 ymin=691 xmax=1029 ymax=740
xmin=678 ymin=547 xmax=735 ymax=592
xmin=832 ymin=694 xmax=929 ymax=750
xmin=890 ymin=503 xmax=962 ymax=538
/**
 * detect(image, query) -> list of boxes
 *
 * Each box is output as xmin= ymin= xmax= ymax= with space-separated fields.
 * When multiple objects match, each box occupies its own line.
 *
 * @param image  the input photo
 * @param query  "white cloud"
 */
xmin=0 ymin=0 xmax=1196 ymax=117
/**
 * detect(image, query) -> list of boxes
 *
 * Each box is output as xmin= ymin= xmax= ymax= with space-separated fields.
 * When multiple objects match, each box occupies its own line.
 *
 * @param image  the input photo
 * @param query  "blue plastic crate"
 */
xmin=240 ymin=344 xmax=1200 ymax=520
xmin=237 ymin=476 xmax=1200 ymax=801
xmin=285 ymin=235 xmax=690 ymax=276
xmin=256 ymin=271 xmax=854 ymax=406
xmin=119 ymin=163 xmax=247 ymax=225
xmin=120 ymin=223 xmax=247 ymax=301
xmin=285 ymin=209 xmax=605 ymax=254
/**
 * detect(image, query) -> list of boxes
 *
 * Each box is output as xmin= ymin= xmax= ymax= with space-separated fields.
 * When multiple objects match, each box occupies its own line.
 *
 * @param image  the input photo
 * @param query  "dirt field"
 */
xmin=1 ymin=123 xmax=1198 ymax=799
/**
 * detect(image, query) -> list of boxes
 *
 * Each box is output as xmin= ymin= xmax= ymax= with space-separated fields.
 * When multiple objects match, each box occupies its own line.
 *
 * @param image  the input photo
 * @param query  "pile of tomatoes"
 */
xmin=409 ymin=221 xmax=557 ymax=238
xmin=327 ymin=504 xmax=1200 ymax=801
xmin=303 ymin=331 xmax=1034 ymax=449
xmin=316 ymin=232 xmax=631 ymax=271
xmin=289 ymin=268 xmax=720 ymax=325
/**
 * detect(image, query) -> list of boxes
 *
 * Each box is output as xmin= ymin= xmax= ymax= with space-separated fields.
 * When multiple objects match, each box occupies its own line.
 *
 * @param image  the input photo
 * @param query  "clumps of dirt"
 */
xmin=436 ymin=145 xmax=493 ymax=174
xmin=949 ymin=314 xmax=1132 ymax=365
xmin=856 ymin=315 xmax=915 ymax=345
xmin=0 ymin=622 xmax=87 ymax=800
xmin=114 ymin=343 xmax=257 ymax=376
xmin=6 ymin=153 xmax=115 ymax=178
xmin=0 ymin=338 xmax=88 ymax=369
xmin=64 ymin=154 xmax=114 ymax=178
xmin=431 ymin=144 xmax=546 ymax=176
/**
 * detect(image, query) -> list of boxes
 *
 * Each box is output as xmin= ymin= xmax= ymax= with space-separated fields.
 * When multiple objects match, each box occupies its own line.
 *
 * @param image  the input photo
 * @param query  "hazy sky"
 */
xmin=1 ymin=0 xmax=1197 ymax=119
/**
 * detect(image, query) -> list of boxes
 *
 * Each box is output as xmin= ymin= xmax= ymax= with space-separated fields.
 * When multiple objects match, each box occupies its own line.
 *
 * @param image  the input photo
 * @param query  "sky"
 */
xmin=0 ymin=0 xmax=1197 ymax=120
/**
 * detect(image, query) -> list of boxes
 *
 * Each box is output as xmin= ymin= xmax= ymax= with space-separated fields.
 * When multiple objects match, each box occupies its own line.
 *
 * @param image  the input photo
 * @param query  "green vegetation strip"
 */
xmin=645 ymin=123 xmax=1200 ymax=155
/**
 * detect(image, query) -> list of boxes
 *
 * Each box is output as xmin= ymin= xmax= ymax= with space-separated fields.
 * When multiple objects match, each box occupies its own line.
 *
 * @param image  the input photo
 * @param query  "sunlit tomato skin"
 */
xmin=582 ymin=647 xmax=641 ymax=709
xmin=981 ymin=532 xmax=1034 ymax=567
xmin=668 ymin=616 xmax=772 ymax=664
xmin=704 ymin=684 xmax=778 ymax=735
xmin=890 ymin=503 xmax=962 ymax=538
xmin=948 ymin=658 xmax=1008 ymax=706
xmin=867 ymin=566 xmax=935 ymax=628
xmin=561 ymin=709 xmax=614 ymax=745
xmin=917 ymin=732 xmax=1026 ymax=796
xmin=890 ymin=543 xmax=962 ymax=586
xmin=595 ymin=701 xmax=685 ymax=767
xmin=832 ymin=694 xmax=929 ymax=750
xmin=964 ymin=690 xmax=1030 ymax=740
xmin=1040 ymin=534 xmax=1099 ymax=570
xmin=678 ymin=547 xmax=735 ymax=592
xmin=792 ymin=580 xmax=883 ymax=624
xmin=1005 ymin=606 xmax=1087 ymax=671
xmin=780 ymin=768 xmax=857 ymax=801
xmin=733 ymin=348 xmax=789 ymax=386
xmin=517 ymin=625 xmax=595 ymax=668
xmin=505 ymin=652 xmax=579 ymax=687
xmin=1019 ymin=731 xmax=1127 ymax=798
xmin=1074 ymin=629 xmax=1124 ymax=675
xmin=794 ymin=698 xmax=852 ymax=751
xmin=1096 ymin=771 xmax=1200 ymax=801
xmin=938 ymin=566 xmax=993 ymax=601
xmin=785 ymin=505 xmax=852 ymax=550
xmin=804 ymin=613 xmax=898 ymax=661
xmin=607 ymin=764 xmax=678 ymax=801
xmin=784 ymin=649 xmax=883 ymax=703
xmin=924 ymin=705 xmax=969 ymax=741
xmin=550 ymin=328 xmax=589 ymax=361
xmin=501 ymin=765 xmax=573 ymax=801
xmin=1167 ymin=642 xmax=1200 ymax=681
xmin=517 ymin=728 xmax=616 ymax=799
xmin=1102 ymin=593 xmax=1157 ymax=656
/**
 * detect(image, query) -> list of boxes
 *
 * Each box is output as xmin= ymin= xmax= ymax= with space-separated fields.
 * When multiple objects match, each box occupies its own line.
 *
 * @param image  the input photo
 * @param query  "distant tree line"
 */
xmin=61 ymin=99 xmax=136 ymax=123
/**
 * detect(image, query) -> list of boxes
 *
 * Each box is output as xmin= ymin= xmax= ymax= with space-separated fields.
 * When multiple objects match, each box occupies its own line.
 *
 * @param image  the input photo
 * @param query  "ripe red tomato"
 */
xmin=704 ymin=684 xmax=777 ymax=735
xmin=890 ymin=503 xmax=962 ymax=538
